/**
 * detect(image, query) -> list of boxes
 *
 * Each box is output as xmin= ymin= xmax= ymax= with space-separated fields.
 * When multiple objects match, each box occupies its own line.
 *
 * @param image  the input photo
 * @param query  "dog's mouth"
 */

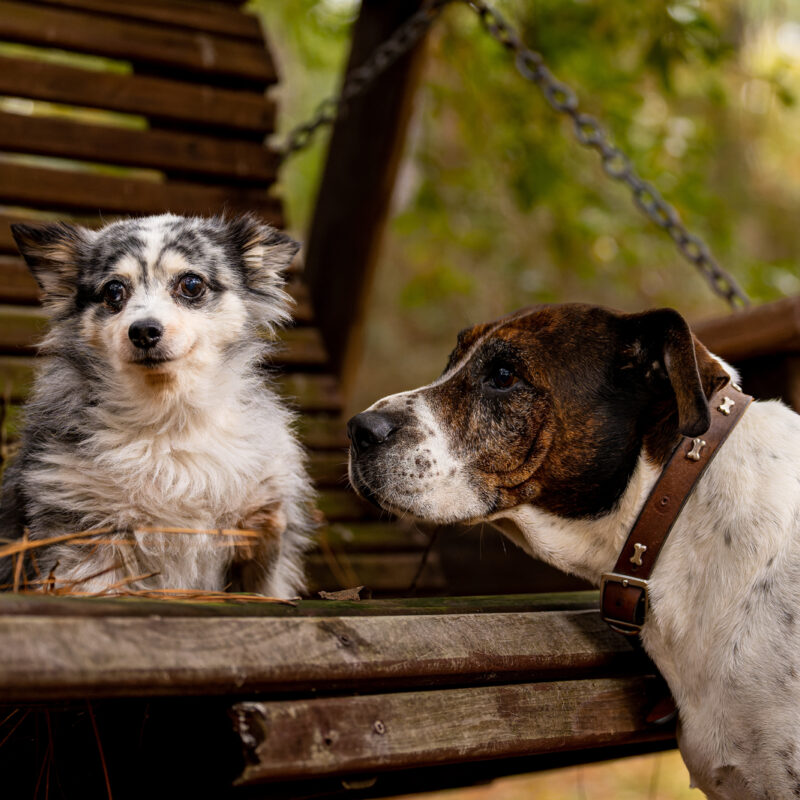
xmin=130 ymin=355 xmax=174 ymax=369
xmin=128 ymin=342 xmax=196 ymax=369
xmin=348 ymin=461 xmax=384 ymax=510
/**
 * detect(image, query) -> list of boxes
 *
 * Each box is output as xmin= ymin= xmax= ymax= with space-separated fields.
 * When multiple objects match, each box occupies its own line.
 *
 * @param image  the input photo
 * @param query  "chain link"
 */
xmin=281 ymin=0 xmax=750 ymax=309
xmin=464 ymin=0 xmax=749 ymax=308
xmin=281 ymin=0 xmax=450 ymax=158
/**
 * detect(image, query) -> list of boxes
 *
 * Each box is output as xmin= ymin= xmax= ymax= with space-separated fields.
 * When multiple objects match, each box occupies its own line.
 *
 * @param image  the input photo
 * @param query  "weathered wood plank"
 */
xmin=0 ymin=305 xmax=325 ymax=366
xmin=26 ymin=0 xmax=263 ymax=40
xmin=316 ymin=488 xmax=378 ymax=521
xmin=0 ymin=56 xmax=275 ymax=133
xmin=318 ymin=520 xmax=429 ymax=550
xmin=233 ymin=676 xmax=668 ymax=783
xmin=693 ymin=296 xmax=800 ymax=362
xmin=296 ymin=413 xmax=349 ymax=450
xmin=306 ymin=549 xmax=445 ymax=594
xmin=0 ymin=590 xmax=601 ymax=618
xmin=0 ymin=256 xmax=41 ymax=304
xmin=308 ymin=452 xmax=347 ymax=485
xmin=0 ymin=163 xmax=283 ymax=222
xmin=0 ymin=357 xmax=342 ymax=408
xmin=0 ymin=356 xmax=35 ymax=399
xmin=271 ymin=327 xmax=328 ymax=368
xmin=280 ymin=374 xmax=343 ymax=413
xmin=0 ymin=609 xmax=642 ymax=700
xmin=0 ymin=1 xmax=276 ymax=84
xmin=0 ymin=111 xmax=279 ymax=183
xmin=305 ymin=0 xmax=430 ymax=384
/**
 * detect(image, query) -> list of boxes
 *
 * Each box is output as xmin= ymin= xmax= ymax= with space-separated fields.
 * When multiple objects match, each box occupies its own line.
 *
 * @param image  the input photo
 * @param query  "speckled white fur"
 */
xmin=487 ymin=386 xmax=800 ymax=799
xmin=358 ymin=343 xmax=800 ymax=798
xmin=3 ymin=214 xmax=313 ymax=598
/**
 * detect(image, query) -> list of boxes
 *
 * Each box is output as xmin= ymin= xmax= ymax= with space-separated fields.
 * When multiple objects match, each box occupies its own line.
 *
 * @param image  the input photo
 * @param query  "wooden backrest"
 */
xmin=0 ymin=0 xmax=585 ymax=598
xmin=0 ymin=0 xmax=360 ymax=587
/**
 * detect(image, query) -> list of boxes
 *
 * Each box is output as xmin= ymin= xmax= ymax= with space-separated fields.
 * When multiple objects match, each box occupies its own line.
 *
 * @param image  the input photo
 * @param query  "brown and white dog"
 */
xmin=348 ymin=303 xmax=800 ymax=800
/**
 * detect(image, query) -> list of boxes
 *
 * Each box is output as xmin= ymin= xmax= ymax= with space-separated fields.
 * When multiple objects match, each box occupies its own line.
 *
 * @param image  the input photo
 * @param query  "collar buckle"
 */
xmin=600 ymin=572 xmax=649 ymax=636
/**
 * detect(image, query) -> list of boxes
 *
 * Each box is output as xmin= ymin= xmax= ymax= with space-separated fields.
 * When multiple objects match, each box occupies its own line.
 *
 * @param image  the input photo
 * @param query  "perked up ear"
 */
xmin=628 ymin=308 xmax=730 ymax=438
xmin=11 ymin=222 xmax=91 ymax=312
xmin=222 ymin=213 xmax=300 ymax=294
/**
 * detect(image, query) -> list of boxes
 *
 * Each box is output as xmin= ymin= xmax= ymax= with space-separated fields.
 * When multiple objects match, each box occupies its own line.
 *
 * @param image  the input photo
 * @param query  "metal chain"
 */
xmin=281 ymin=0 xmax=750 ymax=309
xmin=281 ymin=0 xmax=450 ymax=157
xmin=464 ymin=0 xmax=749 ymax=308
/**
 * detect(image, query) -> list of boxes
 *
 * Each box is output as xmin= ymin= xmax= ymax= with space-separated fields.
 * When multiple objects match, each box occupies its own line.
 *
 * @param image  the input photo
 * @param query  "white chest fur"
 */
xmin=27 ymin=386 xmax=294 ymax=532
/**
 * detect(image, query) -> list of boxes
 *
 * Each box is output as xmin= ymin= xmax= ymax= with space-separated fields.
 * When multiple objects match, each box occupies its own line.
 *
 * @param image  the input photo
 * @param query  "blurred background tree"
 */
xmin=255 ymin=0 xmax=800 ymax=413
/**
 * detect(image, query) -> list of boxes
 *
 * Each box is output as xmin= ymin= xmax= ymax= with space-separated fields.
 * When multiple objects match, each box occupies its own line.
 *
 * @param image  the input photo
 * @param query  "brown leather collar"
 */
xmin=601 ymin=382 xmax=753 ymax=635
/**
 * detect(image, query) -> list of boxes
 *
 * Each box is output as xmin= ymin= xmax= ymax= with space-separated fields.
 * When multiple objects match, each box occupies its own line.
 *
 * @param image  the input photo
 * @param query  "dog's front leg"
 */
xmin=229 ymin=503 xmax=287 ymax=596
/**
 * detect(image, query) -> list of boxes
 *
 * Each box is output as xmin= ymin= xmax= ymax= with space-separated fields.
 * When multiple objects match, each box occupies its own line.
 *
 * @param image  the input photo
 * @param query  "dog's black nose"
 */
xmin=128 ymin=319 xmax=164 ymax=350
xmin=347 ymin=412 xmax=397 ymax=456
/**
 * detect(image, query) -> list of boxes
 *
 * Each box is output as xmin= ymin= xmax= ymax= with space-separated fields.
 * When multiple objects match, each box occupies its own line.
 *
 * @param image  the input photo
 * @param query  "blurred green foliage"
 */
xmin=254 ymin=0 xmax=800 ymax=410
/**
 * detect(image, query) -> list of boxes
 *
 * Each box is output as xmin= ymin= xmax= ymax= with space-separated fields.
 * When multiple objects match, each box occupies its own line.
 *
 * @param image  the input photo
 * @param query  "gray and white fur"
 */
xmin=0 ymin=213 xmax=314 ymax=597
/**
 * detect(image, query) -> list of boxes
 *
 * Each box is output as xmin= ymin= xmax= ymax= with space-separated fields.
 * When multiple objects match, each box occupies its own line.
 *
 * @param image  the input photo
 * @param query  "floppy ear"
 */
xmin=222 ymin=213 xmax=300 ymax=295
xmin=11 ymin=222 xmax=90 ymax=312
xmin=628 ymin=308 xmax=730 ymax=438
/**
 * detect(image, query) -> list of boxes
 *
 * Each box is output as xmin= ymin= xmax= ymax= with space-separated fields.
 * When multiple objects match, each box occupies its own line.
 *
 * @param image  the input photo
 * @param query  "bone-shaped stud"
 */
xmin=686 ymin=437 xmax=707 ymax=462
xmin=630 ymin=543 xmax=647 ymax=567
xmin=718 ymin=396 xmax=735 ymax=415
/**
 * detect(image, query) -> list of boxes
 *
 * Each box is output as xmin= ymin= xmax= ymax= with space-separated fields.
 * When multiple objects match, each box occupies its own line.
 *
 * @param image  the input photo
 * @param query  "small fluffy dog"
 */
xmin=348 ymin=303 xmax=800 ymax=800
xmin=0 ymin=213 xmax=313 ymax=597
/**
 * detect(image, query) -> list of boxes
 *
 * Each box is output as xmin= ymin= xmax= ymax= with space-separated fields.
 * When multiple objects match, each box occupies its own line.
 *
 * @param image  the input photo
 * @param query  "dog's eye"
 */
xmin=486 ymin=365 xmax=518 ymax=390
xmin=102 ymin=280 xmax=126 ymax=309
xmin=178 ymin=274 xmax=205 ymax=299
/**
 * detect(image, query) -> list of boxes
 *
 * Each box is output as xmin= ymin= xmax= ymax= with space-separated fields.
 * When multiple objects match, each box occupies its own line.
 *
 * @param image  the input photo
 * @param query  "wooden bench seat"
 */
xmin=0 ymin=592 xmax=671 ymax=797
xmin=0 ymin=0 xmax=788 ymax=795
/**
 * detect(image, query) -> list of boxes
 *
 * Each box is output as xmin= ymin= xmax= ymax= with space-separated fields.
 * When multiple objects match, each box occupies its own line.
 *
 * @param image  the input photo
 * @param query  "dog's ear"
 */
xmin=223 ymin=214 xmax=300 ymax=293
xmin=11 ymin=222 xmax=91 ymax=311
xmin=625 ymin=308 xmax=729 ymax=437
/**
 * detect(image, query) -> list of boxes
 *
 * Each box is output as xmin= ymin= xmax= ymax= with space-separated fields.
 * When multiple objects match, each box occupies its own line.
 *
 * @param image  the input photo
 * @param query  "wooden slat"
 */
xmin=0 ymin=306 xmax=324 ymax=366
xmin=0 ymin=608 xmax=642 ymax=700
xmin=308 ymin=452 xmax=348 ymax=486
xmin=280 ymin=374 xmax=343 ymax=412
xmin=317 ymin=489 xmax=378 ymax=521
xmin=0 ymin=56 xmax=275 ymax=134
xmin=0 ymin=1 xmax=276 ymax=84
xmin=0 ymin=591 xmax=602 ymax=619
xmin=693 ymin=296 xmax=800 ymax=363
xmin=0 ymin=163 xmax=283 ymax=222
xmin=0 ymin=112 xmax=279 ymax=184
xmin=297 ymin=414 xmax=349 ymax=450
xmin=306 ymin=550 xmax=446 ymax=594
xmin=27 ymin=0 xmax=263 ymax=41
xmin=305 ymin=0 xmax=430 ymax=384
xmin=233 ymin=677 xmax=668 ymax=784
xmin=272 ymin=327 xmax=328 ymax=368
xmin=0 ymin=357 xmax=342 ymax=409
xmin=319 ymin=521 xmax=430 ymax=551
xmin=0 ymin=356 xmax=35 ymax=399
xmin=0 ymin=256 xmax=41 ymax=304
xmin=0 ymin=305 xmax=47 ymax=352
xmin=287 ymin=279 xmax=312 ymax=325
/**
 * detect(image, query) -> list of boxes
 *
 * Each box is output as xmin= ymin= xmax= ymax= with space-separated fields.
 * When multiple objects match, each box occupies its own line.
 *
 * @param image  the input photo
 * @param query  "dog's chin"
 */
xmin=125 ymin=342 xmax=197 ymax=374
xmin=130 ymin=356 xmax=174 ymax=370
xmin=349 ymin=463 xmax=484 ymax=525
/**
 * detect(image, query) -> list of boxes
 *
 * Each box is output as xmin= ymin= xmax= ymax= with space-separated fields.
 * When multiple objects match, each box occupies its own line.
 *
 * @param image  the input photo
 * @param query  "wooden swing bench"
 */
xmin=0 ymin=0 xmax=797 ymax=796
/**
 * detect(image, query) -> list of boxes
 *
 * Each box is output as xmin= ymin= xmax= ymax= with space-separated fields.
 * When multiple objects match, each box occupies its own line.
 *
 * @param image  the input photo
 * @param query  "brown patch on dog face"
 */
xmin=421 ymin=304 xmax=728 ymax=518
xmin=422 ymin=305 xmax=638 ymax=517
xmin=349 ymin=303 xmax=729 ymax=524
